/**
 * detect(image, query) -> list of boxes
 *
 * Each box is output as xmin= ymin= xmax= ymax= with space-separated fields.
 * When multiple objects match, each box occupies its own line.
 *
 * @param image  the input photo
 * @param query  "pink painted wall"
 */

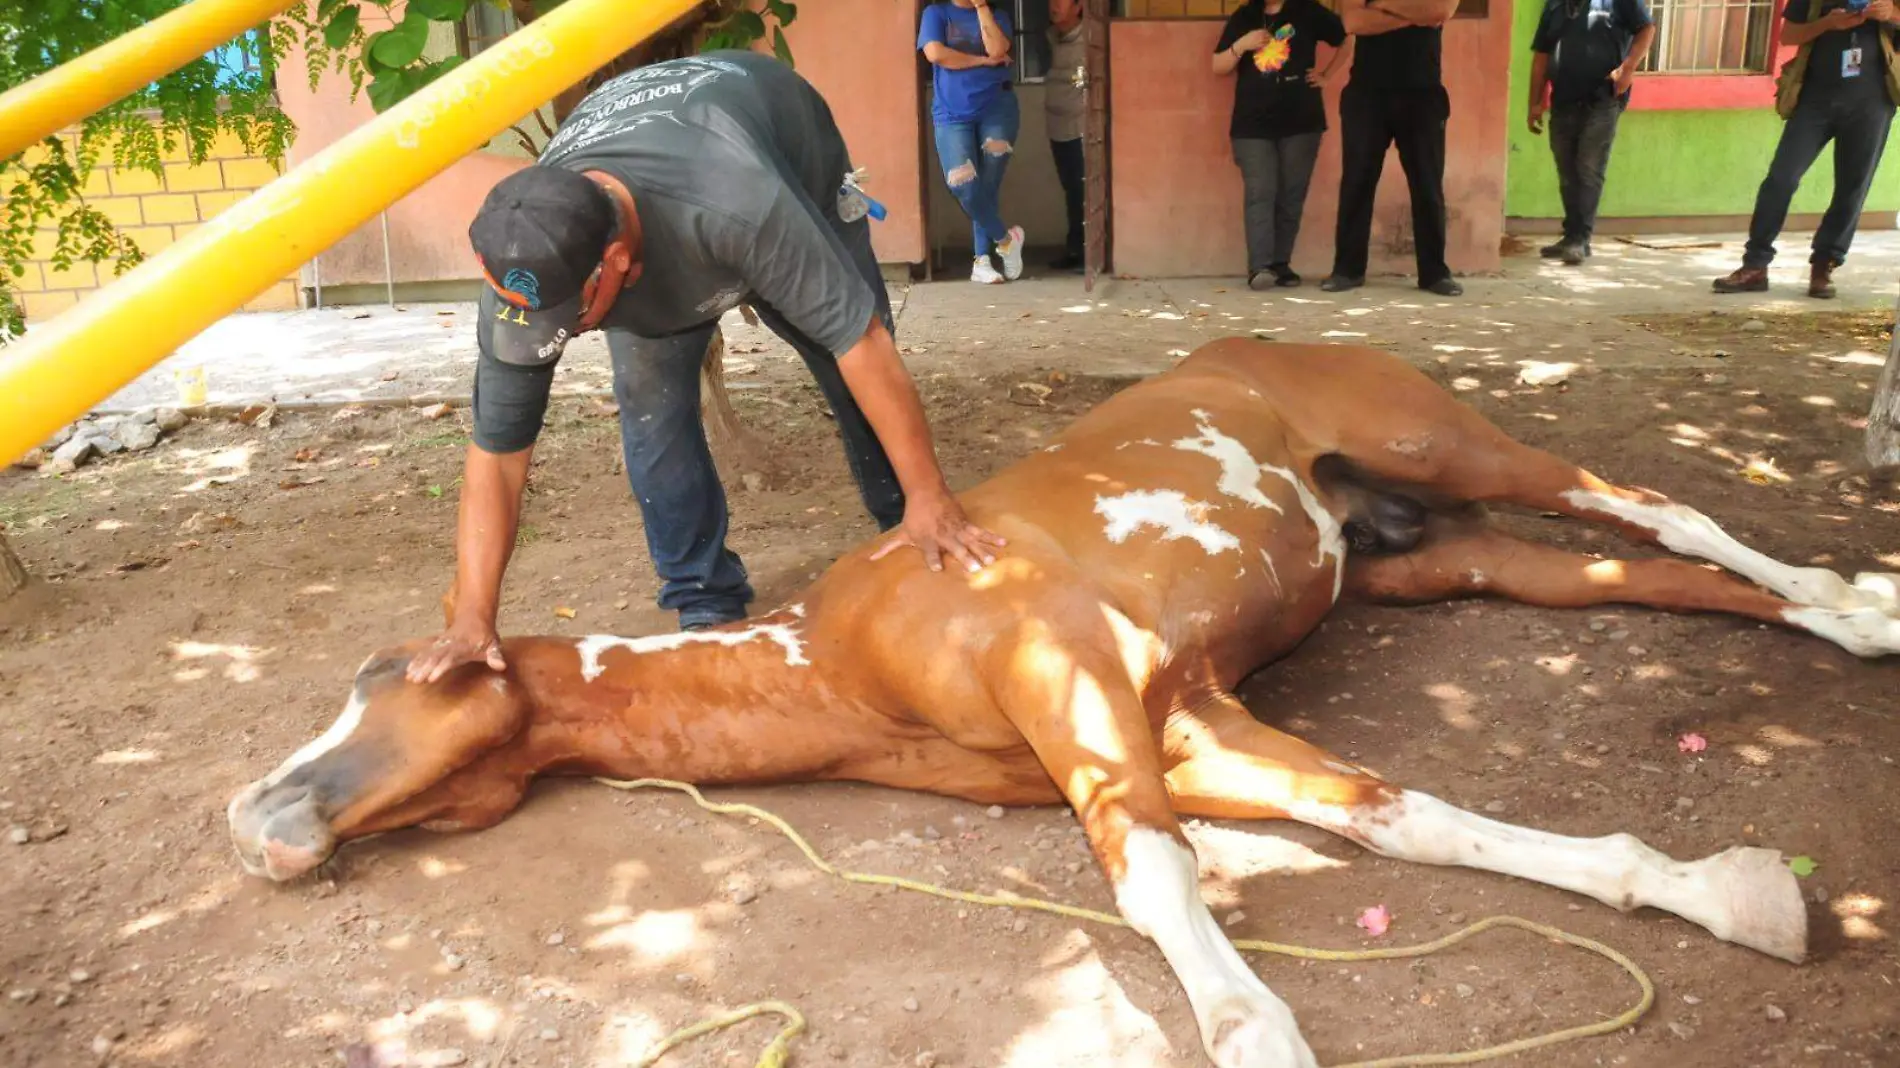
xmin=1109 ymin=15 xmax=1510 ymax=279
xmin=275 ymin=1 xmax=929 ymax=289
xmin=781 ymin=0 xmax=928 ymax=264
xmin=278 ymin=22 xmax=527 ymax=288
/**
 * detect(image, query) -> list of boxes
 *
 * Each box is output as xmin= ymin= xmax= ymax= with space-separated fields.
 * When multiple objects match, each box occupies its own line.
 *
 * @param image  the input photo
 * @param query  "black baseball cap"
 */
xmin=468 ymin=166 xmax=616 ymax=365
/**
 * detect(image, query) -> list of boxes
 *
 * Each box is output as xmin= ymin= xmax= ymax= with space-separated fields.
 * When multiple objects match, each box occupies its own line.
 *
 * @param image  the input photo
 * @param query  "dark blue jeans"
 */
xmin=607 ymin=217 xmax=902 ymax=627
xmin=1744 ymin=89 xmax=1896 ymax=269
xmin=1547 ymin=96 xmax=1626 ymax=243
xmin=934 ymin=90 xmax=1021 ymax=256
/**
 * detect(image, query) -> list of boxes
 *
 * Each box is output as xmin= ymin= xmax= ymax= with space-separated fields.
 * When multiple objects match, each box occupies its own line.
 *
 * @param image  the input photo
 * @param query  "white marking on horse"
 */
xmin=575 ymin=619 xmax=810 ymax=682
xmin=1170 ymin=416 xmax=1285 ymax=514
xmin=1116 ymin=828 xmax=1318 ymax=1067
xmin=1258 ymin=548 xmax=1282 ymax=596
xmin=1287 ymin=790 xmax=1797 ymax=958
xmin=1561 ymin=489 xmax=1877 ymax=613
xmin=1172 ymin=410 xmax=1346 ymax=601
xmin=1782 ymin=606 xmax=1900 ymax=658
xmin=261 ymin=690 xmax=369 ymax=789
xmin=1094 ymin=490 xmax=1239 ymax=555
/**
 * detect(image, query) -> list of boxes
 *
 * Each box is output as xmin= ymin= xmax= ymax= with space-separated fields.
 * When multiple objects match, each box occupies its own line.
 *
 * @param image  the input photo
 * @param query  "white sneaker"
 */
xmin=996 ymin=226 xmax=1026 ymax=281
xmin=971 ymin=256 xmax=1004 ymax=285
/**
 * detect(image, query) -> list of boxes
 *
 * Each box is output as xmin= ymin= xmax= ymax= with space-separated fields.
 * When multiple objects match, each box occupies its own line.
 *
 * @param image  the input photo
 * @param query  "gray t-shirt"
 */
xmin=471 ymin=51 xmax=877 ymax=453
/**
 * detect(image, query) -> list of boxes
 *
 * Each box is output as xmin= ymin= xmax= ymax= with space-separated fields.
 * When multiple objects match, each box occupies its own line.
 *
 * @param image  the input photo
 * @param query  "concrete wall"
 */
xmin=16 ymin=130 xmax=299 ymax=324
xmin=1109 ymin=15 xmax=1512 ymax=279
xmin=1502 ymin=0 xmax=1900 ymax=221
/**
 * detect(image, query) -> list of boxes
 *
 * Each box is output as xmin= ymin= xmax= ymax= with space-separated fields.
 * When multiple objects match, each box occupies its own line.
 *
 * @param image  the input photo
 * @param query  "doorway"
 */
xmin=919 ymin=0 xmax=1100 ymax=279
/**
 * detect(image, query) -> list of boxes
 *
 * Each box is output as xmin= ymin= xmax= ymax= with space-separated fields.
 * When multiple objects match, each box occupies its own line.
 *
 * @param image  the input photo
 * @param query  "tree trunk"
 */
xmin=0 ymin=531 xmax=27 ymax=601
xmin=1866 ymin=285 xmax=1900 ymax=472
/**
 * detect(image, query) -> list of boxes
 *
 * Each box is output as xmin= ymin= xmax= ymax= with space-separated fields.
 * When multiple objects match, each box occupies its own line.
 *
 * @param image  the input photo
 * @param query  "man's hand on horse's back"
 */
xmin=873 ymin=489 xmax=1007 ymax=574
xmin=407 ymin=616 xmax=508 ymax=684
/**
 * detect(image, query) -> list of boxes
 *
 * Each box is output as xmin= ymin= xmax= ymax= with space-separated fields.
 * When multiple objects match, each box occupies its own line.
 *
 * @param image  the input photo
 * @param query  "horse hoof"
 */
xmin=1851 ymin=571 xmax=1900 ymax=616
xmin=1703 ymin=846 xmax=1808 ymax=964
xmin=1206 ymin=995 xmax=1319 ymax=1068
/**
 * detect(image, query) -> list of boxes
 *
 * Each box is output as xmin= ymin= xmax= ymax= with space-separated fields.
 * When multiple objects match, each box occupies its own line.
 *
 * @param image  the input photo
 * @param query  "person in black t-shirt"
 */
xmin=1526 ymin=0 xmax=1655 ymax=266
xmin=1213 ymin=0 xmax=1352 ymax=289
xmin=1714 ymin=0 xmax=1900 ymax=298
xmin=1323 ymin=0 xmax=1463 ymax=296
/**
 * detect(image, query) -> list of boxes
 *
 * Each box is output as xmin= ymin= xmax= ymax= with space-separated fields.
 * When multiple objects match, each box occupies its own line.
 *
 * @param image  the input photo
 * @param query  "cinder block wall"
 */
xmin=12 ymin=130 xmax=300 ymax=324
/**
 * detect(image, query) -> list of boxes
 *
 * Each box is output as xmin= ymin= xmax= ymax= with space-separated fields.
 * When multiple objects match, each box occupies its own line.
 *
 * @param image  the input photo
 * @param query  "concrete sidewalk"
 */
xmin=93 ymin=229 xmax=1900 ymax=414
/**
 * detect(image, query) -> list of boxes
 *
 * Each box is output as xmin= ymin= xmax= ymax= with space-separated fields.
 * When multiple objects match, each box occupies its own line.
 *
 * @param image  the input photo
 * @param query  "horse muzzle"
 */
xmin=227 ymin=779 xmax=338 ymax=881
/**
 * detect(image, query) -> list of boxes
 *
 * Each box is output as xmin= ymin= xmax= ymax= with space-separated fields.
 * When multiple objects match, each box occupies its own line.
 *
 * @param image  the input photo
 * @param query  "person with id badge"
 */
xmin=1715 ymin=0 xmax=1900 ymax=298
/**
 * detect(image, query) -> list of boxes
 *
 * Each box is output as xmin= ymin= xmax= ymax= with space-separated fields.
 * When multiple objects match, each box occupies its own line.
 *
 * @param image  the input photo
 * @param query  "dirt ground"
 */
xmin=2 ymin=308 xmax=1898 ymax=1068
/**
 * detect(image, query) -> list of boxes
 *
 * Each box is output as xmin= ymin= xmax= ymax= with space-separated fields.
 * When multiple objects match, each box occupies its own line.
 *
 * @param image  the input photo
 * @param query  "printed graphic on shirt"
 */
xmin=543 ymin=57 xmax=753 ymax=160
xmin=1254 ymin=24 xmax=1296 ymax=72
xmin=945 ymin=19 xmax=985 ymax=53
xmin=1588 ymin=0 xmax=1612 ymax=28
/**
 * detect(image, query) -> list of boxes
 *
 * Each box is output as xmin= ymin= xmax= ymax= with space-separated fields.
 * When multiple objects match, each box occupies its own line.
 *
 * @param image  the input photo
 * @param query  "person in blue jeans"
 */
xmin=1713 ymin=0 xmax=1900 ymax=299
xmin=920 ymin=0 xmax=1029 ymax=284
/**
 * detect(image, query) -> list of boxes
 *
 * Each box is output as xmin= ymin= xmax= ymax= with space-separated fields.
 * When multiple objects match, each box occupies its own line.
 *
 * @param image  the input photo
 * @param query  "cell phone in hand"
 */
xmin=1845 ymin=0 xmax=1870 ymax=14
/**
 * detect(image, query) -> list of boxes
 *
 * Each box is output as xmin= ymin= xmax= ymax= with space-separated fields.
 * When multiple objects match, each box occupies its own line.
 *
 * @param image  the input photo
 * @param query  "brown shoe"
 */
xmin=1713 ymin=266 xmax=1769 ymax=293
xmin=1809 ymin=261 xmax=1837 ymax=299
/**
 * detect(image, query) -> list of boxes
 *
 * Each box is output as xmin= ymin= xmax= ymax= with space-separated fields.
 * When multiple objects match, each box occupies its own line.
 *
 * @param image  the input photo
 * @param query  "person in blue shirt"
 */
xmin=920 ymin=0 xmax=1029 ymax=285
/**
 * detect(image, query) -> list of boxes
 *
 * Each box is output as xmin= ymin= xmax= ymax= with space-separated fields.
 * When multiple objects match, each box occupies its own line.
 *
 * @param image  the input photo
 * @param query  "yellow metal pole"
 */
xmin=0 ymin=0 xmax=700 ymax=468
xmin=0 ymin=0 xmax=302 ymax=161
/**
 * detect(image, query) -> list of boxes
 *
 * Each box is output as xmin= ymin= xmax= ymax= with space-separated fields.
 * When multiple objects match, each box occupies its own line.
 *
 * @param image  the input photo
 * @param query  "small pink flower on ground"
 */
xmin=1356 ymin=905 xmax=1391 ymax=937
xmin=1678 ymin=732 xmax=1709 ymax=754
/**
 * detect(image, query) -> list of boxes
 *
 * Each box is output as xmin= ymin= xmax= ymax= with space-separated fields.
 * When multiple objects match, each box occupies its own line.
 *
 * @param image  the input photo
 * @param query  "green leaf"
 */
xmin=366 ymin=70 xmax=416 ymax=113
xmin=771 ymin=26 xmax=794 ymax=66
xmin=322 ymin=4 xmax=361 ymax=49
xmin=406 ymin=0 xmax=471 ymax=20
xmin=766 ymin=0 xmax=798 ymax=28
xmin=726 ymin=9 xmax=767 ymax=43
xmin=318 ymin=0 xmax=351 ymax=18
xmin=1787 ymin=855 xmax=1818 ymax=878
xmin=426 ymin=484 xmax=444 ymax=499
xmin=368 ymin=12 xmax=432 ymax=69
xmin=416 ymin=54 xmax=466 ymax=88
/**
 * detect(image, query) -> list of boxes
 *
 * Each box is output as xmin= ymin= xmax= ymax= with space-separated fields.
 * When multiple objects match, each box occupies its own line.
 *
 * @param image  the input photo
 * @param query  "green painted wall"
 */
xmin=1503 ymin=0 xmax=1900 ymax=219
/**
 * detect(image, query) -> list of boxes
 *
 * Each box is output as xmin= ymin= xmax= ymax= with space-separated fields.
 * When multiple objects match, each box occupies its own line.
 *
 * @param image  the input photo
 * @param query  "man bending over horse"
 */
xmin=409 ymin=52 xmax=1003 ymax=684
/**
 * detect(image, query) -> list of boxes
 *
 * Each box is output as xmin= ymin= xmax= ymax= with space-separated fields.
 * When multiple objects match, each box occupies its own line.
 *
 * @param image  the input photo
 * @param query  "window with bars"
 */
xmin=456 ymin=3 xmax=521 ymax=57
xmin=1640 ymin=0 xmax=1777 ymax=73
xmin=1014 ymin=0 xmax=1056 ymax=80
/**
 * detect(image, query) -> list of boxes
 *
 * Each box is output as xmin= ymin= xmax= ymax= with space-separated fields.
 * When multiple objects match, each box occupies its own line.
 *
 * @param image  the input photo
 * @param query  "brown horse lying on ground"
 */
xmin=229 ymin=339 xmax=1898 ymax=1068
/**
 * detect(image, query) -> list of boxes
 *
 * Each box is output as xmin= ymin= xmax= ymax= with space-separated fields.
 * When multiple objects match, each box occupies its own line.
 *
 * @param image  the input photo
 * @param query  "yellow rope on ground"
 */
xmin=597 ymin=777 xmax=1655 ymax=1068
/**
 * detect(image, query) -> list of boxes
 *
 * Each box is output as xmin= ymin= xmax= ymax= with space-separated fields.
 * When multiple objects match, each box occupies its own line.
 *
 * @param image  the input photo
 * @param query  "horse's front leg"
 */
xmin=988 ymin=621 xmax=1317 ymax=1068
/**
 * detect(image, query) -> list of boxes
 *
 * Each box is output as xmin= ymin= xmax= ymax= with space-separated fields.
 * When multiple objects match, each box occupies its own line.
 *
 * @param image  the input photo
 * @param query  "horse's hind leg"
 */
xmin=1312 ymin=362 xmax=1900 ymax=619
xmin=1162 ymin=694 xmax=1808 ymax=963
xmin=1342 ymin=523 xmax=1900 ymax=656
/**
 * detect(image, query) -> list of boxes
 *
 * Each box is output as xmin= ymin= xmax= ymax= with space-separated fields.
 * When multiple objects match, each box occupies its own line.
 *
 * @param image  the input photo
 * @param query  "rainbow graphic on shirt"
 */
xmin=1254 ymin=24 xmax=1295 ymax=72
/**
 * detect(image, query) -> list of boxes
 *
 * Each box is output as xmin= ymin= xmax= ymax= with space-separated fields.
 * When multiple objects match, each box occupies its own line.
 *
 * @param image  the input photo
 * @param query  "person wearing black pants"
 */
xmin=1714 ymin=0 xmax=1900 ymax=299
xmin=1047 ymin=0 xmax=1088 ymax=272
xmin=1324 ymin=0 xmax=1463 ymax=296
xmin=1526 ymin=0 xmax=1656 ymax=266
xmin=1212 ymin=0 xmax=1353 ymax=289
